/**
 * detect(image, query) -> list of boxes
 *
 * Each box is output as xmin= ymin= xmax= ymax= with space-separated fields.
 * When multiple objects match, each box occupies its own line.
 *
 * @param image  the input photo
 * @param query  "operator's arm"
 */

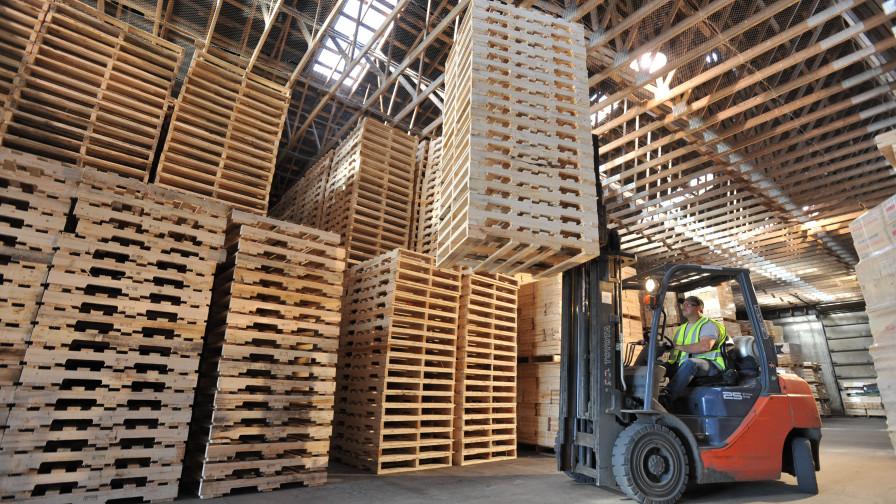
xmin=674 ymin=322 xmax=719 ymax=354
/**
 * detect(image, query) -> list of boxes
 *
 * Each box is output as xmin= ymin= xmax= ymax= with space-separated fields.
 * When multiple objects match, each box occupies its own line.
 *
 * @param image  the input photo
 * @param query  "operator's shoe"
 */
xmin=657 ymin=390 xmax=673 ymax=411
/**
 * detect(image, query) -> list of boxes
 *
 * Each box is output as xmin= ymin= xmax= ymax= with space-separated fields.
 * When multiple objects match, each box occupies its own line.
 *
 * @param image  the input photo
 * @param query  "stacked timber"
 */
xmin=621 ymin=290 xmax=644 ymax=350
xmin=850 ymin=193 xmax=896 ymax=448
xmin=331 ymin=249 xmax=460 ymax=473
xmin=517 ymin=276 xmax=561 ymax=358
xmin=0 ymin=168 xmax=228 ymax=501
xmin=516 ymin=362 xmax=559 ymax=449
xmin=454 ymin=272 xmax=518 ymax=465
xmin=0 ymin=0 xmax=182 ymax=180
xmin=439 ymin=0 xmax=598 ymax=278
xmin=412 ymin=137 xmax=443 ymax=256
xmin=183 ymin=211 xmax=345 ymax=498
xmin=792 ymin=363 xmax=832 ymax=417
xmin=0 ymin=149 xmax=78 ymax=424
xmin=156 ymin=50 xmax=290 ymax=213
xmin=876 ymin=130 xmax=896 ymax=168
xmin=840 ymin=381 xmax=884 ymax=417
xmin=273 ymin=119 xmax=417 ymax=266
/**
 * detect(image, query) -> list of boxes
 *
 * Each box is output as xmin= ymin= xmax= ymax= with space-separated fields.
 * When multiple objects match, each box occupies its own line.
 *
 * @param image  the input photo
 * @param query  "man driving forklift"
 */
xmin=659 ymin=295 xmax=728 ymax=408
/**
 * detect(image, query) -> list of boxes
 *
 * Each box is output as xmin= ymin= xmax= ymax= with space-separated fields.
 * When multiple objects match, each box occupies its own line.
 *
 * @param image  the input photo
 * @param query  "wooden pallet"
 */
xmin=454 ymin=272 xmax=518 ymax=465
xmin=331 ymin=249 xmax=459 ymax=474
xmin=276 ymin=119 xmax=418 ymax=265
xmin=156 ymin=51 xmax=289 ymax=214
xmin=413 ymin=137 xmax=443 ymax=257
xmin=182 ymin=210 xmax=345 ymax=498
xmin=0 ymin=0 xmax=182 ymax=181
xmin=438 ymin=0 xmax=599 ymax=278
xmin=0 ymin=167 xmax=227 ymax=501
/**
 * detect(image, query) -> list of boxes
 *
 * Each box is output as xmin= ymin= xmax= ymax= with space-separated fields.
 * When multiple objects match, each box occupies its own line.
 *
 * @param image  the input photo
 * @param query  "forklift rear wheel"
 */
xmin=612 ymin=422 xmax=689 ymax=504
xmin=791 ymin=437 xmax=818 ymax=494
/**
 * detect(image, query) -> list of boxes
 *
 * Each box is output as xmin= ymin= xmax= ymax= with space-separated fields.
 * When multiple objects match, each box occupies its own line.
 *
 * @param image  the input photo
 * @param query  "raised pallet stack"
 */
xmin=183 ymin=211 xmax=345 ymax=498
xmin=413 ymin=137 xmax=443 ymax=257
xmin=0 ymin=168 xmax=228 ymax=502
xmin=0 ymin=0 xmax=182 ymax=181
xmin=0 ymin=149 xmax=78 ymax=422
xmin=331 ymin=249 xmax=460 ymax=474
xmin=156 ymin=51 xmax=290 ymax=214
xmin=439 ymin=0 xmax=599 ymax=277
xmin=454 ymin=272 xmax=518 ymax=465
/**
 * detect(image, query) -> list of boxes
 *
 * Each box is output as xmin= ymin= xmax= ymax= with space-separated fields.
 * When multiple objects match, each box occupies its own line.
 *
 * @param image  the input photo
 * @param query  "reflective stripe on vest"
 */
xmin=668 ymin=316 xmax=727 ymax=370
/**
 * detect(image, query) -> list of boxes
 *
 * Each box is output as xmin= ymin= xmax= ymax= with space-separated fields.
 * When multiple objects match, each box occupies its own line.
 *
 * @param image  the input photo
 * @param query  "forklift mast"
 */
xmin=556 ymin=135 xmax=626 ymax=486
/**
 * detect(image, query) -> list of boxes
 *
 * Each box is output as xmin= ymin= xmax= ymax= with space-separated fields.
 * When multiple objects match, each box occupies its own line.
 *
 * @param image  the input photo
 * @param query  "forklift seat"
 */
xmin=688 ymin=336 xmax=758 ymax=388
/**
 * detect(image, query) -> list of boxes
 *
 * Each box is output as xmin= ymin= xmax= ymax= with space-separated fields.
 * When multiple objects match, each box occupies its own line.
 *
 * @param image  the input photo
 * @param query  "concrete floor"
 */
xmin=184 ymin=417 xmax=895 ymax=503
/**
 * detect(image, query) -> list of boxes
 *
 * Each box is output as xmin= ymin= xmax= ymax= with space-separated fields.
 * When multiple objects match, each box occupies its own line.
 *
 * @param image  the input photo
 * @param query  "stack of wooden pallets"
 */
xmin=0 ymin=168 xmax=228 ymax=502
xmin=273 ymin=119 xmax=418 ymax=265
xmin=183 ymin=211 xmax=345 ymax=498
xmin=331 ymin=249 xmax=459 ymax=474
xmin=0 ymin=149 xmax=78 ymax=425
xmin=439 ymin=0 xmax=598 ymax=278
xmin=0 ymin=0 xmax=182 ymax=181
xmin=454 ymin=272 xmax=518 ymax=465
xmin=413 ymin=137 xmax=442 ymax=257
xmin=408 ymin=139 xmax=430 ymax=253
xmin=269 ymin=152 xmax=333 ymax=229
xmin=156 ymin=50 xmax=290 ymax=214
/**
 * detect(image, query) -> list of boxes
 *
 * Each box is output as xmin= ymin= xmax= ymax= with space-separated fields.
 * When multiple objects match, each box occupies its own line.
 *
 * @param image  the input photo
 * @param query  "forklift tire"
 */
xmin=612 ymin=422 xmax=689 ymax=504
xmin=792 ymin=437 xmax=818 ymax=494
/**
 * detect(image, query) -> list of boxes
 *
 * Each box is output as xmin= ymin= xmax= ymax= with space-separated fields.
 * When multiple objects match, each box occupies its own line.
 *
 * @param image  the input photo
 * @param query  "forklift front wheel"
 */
xmin=792 ymin=437 xmax=819 ymax=494
xmin=612 ymin=422 xmax=689 ymax=504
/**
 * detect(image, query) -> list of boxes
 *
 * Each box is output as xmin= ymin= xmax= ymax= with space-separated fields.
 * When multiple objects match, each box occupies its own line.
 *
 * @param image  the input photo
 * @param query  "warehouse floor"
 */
xmin=184 ymin=417 xmax=894 ymax=503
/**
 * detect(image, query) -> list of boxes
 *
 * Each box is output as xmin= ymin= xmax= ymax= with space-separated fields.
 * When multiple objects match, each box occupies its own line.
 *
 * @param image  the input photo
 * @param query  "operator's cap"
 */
xmin=683 ymin=295 xmax=704 ymax=308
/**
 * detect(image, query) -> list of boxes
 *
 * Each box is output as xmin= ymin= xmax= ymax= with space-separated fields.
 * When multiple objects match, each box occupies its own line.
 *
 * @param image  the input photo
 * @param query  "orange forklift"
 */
xmin=555 ymin=231 xmax=822 ymax=503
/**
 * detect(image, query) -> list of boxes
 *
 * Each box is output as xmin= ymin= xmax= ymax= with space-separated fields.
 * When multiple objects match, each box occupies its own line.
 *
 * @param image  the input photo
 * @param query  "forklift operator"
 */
xmin=660 ymin=295 xmax=728 ymax=406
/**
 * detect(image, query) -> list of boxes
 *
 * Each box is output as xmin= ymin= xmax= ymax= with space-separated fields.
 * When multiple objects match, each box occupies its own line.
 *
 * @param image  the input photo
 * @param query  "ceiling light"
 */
xmin=629 ymin=51 xmax=667 ymax=74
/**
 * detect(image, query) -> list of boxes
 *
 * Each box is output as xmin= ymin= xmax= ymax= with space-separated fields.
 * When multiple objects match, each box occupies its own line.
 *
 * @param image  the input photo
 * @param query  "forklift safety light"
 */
xmin=644 ymin=278 xmax=657 ymax=293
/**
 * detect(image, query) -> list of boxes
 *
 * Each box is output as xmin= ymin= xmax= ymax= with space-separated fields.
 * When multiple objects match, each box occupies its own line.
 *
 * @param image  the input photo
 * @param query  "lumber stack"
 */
xmin=0 ymin=149 xmax=78 ymax=421
xmin=439 ymin=0 xmax=599 ymax=278
xmin=876 ymin=130 xmax=896 ymax=168
xmin=183 ymin=211 xmax=345 ymax=498
xmin=0 ymin=168 xmax=228 ymax=502
xmin=517 ymin=361 xmax=560 ymax=448
xmin=0 ymin=0 xmax=182 ymax=181
xmin=273 ymin=119 xmax=417 ymax=266
xmin=454 ymin=272 xmax=518 ymax=465
xmin=840 ymin=380 xmax=884 ymax=417
xmin=156 ymin=51 xmax=289 ymax=214
xmin=850 ymin=192 xmax=896 ymax=450
xmin=331 ymin=249 xmax=460 ymax=474
xmin=413 ymin=137 xmax=443 ymax=257
xmin=515 ymin=276 xmax=560 ymax=448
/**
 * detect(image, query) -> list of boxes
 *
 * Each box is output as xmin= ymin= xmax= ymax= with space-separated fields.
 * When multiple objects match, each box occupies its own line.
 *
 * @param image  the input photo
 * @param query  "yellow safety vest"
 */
xmin=668 ymin=316 xmax=727 ymax=370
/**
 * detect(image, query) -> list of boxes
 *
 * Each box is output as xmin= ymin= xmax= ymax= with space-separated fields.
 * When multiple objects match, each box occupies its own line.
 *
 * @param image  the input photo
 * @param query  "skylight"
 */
xmin=312 ymin=0 xmax=397 ymax=89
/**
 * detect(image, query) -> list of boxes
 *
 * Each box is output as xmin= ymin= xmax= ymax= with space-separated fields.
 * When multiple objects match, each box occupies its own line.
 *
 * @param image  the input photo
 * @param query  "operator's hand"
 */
xmin=660 ymin=340 xmax=675 ymax=353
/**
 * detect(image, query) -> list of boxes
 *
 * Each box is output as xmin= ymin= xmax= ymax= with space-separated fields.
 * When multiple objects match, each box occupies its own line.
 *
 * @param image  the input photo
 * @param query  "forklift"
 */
xmin=556 ymin=140 xmax=822 ymax=503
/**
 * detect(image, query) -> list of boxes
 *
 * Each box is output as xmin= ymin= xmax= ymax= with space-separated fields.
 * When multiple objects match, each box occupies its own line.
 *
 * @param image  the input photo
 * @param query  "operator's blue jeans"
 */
xmin=666 ymin=358 xmax=720 ymax=401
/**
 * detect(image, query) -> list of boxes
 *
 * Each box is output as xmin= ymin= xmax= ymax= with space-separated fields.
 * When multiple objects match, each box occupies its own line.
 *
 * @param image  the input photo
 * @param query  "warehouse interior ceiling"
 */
xmin=89 ymin=0 xmax=896 ymax=307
